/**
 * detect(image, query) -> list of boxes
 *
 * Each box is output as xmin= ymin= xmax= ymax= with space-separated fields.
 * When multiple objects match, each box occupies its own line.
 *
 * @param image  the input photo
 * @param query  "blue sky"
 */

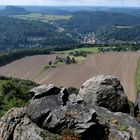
xmin=0 ymin=0 xmax=140 ymax=7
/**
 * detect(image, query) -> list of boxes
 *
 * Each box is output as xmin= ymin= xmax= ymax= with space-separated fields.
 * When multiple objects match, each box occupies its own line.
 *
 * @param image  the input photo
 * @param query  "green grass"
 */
xmin=69 ymin=56 xmax=85 ymax=63
xmin=56 ymin=47 xmax=99 ymax=54
xmin=55 ymin=61 xmax=65 ymax=65
xmin=10 ymin=13 xmax=71 ymax=22
xmin=44 ymin=65 xmax=56 ymax=69
xmin=135 ymin=57 xmax=140 ymax=91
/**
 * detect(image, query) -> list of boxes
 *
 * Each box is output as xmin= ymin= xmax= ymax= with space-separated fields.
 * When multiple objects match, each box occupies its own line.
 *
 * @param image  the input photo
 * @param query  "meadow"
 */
xmin=11 ymin=13 xmax=71 ymax=22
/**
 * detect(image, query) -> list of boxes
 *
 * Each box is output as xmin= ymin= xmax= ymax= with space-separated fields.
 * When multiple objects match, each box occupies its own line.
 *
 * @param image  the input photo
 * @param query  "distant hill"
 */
xmin=1 ymin=9 xmax=140 ymax=49
xmin=0 ymin=6 xmax=30 ymax=15
xmin=40 ymin=8 xmax=72 ymax=15
xmin=0 ymin=16 xmax=77 ymax=50
xmin=105 ymin=7 xmax=140 ymax=16
xmin=23 ymin=6 xmax=72 ymax=15
xmin=61 ymin=11 xmax=140 ymax=34
xmin=23 ymin=6 xmax=140 ymax=16
xmin=95 ymin=24 xmax=140 ymax=42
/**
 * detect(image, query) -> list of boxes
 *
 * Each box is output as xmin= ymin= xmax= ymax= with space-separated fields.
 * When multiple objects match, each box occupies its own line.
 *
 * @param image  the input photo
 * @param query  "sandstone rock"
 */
xmin=26 ymin=84 xmax=97 ymax=135
xmin=13 ymin=115 xmax=61 ymax=140
xmin=78 ymin=75 xmax=130 ymax=113
xmin=0 ymin=108 xmax=25 ymax=140
xmin=30 ymin=84 xmax=61 ymax=99
xmin=0 ymin=108 xmax=61 ymax=140
xmin=26 ymin=84 xmax=69 ymax=127
xmin=94 ymin=106 xmax=140 ymax=140
xmin=1 ymin=106 xmax=140 ymax=140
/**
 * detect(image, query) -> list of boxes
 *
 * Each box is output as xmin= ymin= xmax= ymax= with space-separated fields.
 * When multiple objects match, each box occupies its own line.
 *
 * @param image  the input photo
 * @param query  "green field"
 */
xmin=56 ymin=47 xmax=99 ymax=64
xmin=11 ymin=13 xmax=71 ymax=22
xmin=56 ymin=47 xmax=99 ymax=54
xmin=135 ymin=57 xmax=140 ymax=91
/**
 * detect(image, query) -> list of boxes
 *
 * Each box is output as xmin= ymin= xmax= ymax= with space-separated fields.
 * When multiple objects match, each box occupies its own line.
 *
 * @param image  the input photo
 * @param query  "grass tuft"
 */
xmin=135 ymin=57 xmax=140 ymax=92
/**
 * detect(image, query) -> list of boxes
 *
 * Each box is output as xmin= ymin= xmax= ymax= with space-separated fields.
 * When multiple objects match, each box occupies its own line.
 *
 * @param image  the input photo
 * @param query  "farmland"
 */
xmin=0 ymin=52 xmax=139 ymax=102
xmin=11 ymin=13 xmax=71 ymax=22
xmin=56 ymin=47 xmax=99 ymax=54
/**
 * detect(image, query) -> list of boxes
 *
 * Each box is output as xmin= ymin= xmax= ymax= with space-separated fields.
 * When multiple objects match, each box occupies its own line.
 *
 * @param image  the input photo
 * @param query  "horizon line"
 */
xmin=0 ymin=5 xmax=140 ymax=8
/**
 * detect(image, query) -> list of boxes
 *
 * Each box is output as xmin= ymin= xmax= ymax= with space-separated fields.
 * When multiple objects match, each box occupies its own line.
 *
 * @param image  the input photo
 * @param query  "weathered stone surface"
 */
xmin=0 ymin=108 xmax=61 ymax=140
xmin=94 ymin=106 xmax=140 ymax=140
xmin=78 ymin=75 xmax=130 ymax=113
xmin=26 ymin=84 xmax=69 ymax=127
xmin=0 ymin=108 xmax=25 ymax=140
xmin=13 ymin=115 xmax=43 ymax=140
xmin=30 ymin=84 xmax=61 ymax=99
xmin=26 ymin=84 xmax=97 ymax=135
xmin=13 ymin=115 xmax=61 ymax=140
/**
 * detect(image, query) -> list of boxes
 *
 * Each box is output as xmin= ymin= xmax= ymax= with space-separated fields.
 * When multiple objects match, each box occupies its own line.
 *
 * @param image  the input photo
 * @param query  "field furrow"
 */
xmin=0 ymin=52 xmax=139 ymax=101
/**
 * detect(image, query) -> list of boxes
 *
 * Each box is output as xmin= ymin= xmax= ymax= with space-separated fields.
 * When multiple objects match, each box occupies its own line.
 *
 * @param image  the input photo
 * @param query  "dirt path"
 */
xmin=0 ymin=52 xmax=139 ymax=101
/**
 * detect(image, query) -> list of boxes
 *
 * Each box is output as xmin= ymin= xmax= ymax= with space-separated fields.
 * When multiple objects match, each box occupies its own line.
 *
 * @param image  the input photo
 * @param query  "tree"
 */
xmin=65 ymin=56 xmax=71 ymax=64
xmin=48 ymin=61 xmax=52 ymax=66
xmin=72 ymin=57 xmax=76 ymax=64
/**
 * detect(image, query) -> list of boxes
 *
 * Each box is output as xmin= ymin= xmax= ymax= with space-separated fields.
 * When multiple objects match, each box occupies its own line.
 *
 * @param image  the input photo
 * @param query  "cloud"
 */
xmin=0 ymin=0 xmax=140 ymax=6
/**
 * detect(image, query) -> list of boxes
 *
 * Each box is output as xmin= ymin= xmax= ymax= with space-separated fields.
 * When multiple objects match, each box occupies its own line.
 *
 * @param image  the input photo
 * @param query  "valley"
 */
xmin=1 ymin=4 xmax=140 ymax=140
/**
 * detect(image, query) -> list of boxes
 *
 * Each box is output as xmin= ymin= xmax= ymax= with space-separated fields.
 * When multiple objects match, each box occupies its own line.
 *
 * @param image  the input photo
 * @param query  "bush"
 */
xmin=67 ymin=87 xmax=79 ymax=95
xmin=0 ymin=77 xmax=37 ymax=117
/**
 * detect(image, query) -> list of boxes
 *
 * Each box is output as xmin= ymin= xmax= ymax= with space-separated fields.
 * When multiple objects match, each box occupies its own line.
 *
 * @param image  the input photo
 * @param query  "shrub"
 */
xmin=0 ymin=77 xmax=37 ymax=117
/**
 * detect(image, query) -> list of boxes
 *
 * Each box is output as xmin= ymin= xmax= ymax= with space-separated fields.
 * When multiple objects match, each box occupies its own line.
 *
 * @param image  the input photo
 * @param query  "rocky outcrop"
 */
xmin=0 ymin=75 xmax=140 ymax=140
xmin=26 ymin=84 xmax=97 ymax=135
xmin=95 ymin=106 xmax=140 ymax=140
xmin=78 ymin=75 xmax=130 ymax=113
xmin=0 ymin=108 xmax=25 ymax=140
xmin=0 ymin=108 xmax=61 ymax=140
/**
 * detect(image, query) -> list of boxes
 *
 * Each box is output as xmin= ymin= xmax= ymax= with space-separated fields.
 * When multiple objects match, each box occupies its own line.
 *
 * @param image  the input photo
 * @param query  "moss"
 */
xmin=118 ymin=124 xmax=127 ymax=132
xmin=128 ymin=100 xmax=135 ymax=116
xmin=40 ymin=130 xmax=61 ymax=140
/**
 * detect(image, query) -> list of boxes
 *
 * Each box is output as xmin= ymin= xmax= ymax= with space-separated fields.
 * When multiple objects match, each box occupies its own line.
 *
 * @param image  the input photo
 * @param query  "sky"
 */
xmin=0 ymin=0 xmax=140 ymax=7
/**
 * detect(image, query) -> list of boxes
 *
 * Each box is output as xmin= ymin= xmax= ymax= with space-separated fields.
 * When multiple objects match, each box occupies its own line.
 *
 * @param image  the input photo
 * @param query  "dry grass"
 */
xmin=61 ymin=130 xmax=81 ymax=140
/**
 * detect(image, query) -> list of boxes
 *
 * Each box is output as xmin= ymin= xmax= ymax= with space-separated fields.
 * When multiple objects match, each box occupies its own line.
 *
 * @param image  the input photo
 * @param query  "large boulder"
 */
xmin=26 ymin=84 xmax=97 ymax=135
xmin=78 ymin=75 xmax=130 ymax=113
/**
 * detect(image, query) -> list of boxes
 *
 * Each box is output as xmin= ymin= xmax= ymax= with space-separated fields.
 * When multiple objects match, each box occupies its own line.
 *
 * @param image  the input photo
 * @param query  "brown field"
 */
xmin=0 ymin=52 xmax=139 ymax=101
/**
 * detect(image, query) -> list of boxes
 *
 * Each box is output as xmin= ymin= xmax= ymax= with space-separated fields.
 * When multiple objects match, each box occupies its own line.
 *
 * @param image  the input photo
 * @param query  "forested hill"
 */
xmin=95 ymin=24 xmax=140 ymax=42
xmin=61 ymin=11 xmax=140 ymax=34
xmin=0 ymin=16 xmax=77 ymax=50
xmin=0 ymin=6 xmax=30 ymax=15
xmin=1 ymin=9 xmax=140 ymax=50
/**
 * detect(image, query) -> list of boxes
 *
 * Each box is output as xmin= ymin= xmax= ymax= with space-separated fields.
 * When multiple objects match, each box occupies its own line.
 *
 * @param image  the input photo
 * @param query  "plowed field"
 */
xmin=0 ymin=52 xmax=139 ymax=101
